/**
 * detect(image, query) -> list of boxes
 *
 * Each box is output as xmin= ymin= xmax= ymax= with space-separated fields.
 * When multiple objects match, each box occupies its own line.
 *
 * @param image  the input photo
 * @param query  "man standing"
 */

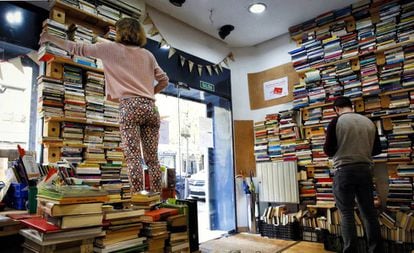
xmin=324 ymin=96 xmax=383 ymax=253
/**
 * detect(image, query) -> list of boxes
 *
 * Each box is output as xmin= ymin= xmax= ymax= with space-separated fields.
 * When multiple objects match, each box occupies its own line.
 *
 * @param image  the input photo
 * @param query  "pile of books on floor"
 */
xmin=94 ymin=207 xmax=147 ymax=253
xmin=85 ymin=71 xmax=105 ymax=121
xmin=386 ymin=177 xmax=413 ymax=211
xmin=166 ymin=214 xmax=189 ymax=252
xmin=37 ymin=76 xmax=64 ymax=118
xmin=20 ymin=185 xmax=108 ymax=252
xmin=379 ymin=210 xmax=414 ymax=242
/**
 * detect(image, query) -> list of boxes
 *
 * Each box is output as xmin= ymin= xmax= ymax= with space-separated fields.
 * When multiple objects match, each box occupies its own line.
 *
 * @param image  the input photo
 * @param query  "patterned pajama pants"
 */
xmin=119 ymin=96 xmax=161 ymax=193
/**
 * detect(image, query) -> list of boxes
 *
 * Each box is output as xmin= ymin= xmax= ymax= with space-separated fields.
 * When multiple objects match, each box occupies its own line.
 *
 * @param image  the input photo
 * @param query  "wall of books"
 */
xmin=37 ymin=0 xmax=143 ymax=203
xmin=254 ymin=0 xmax=414 ymax=245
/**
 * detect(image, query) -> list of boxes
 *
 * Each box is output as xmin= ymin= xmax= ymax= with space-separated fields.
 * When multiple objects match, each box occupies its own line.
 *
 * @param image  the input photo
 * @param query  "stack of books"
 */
xmin=289 ymin=46 xmax=309 ymax=71
xmin=387 ymin=134 xmax=412 ymax=162
xmin=61 ymin=0 xmax=79 ymax=8
xmin=315 ymin=26 xmax=330 ymax=41
xmin=337 ymin=61 xmax=361 ymax=98
xmin=323 ymin=36 xmax=342 ymax=63
xmin=321 ymin=66 xmax=342 ymax=101
xmin=141 ymin=221 xmax=169 ymax=253
xmin=321 ymin=107 xmax=336 ymax=124
xmin=79 ymin=0 xmax=96 ymax=15
xmin=68 ymin=24 xmax=94 ymax=44
xmin=316 ymin=11 xmax=334 ymax=27
xmin=392 ymin=119 xmax=414 ymax=135
xmin=254 ymin=121 xmax=269 ymax=162
xmin=364 ymin=97 xmax=381 ymax=113
xmin=103 ymin=127 xmax=121 ymax=147
xmin=265 ymin=114 xmax=282 ymax=161
xmin=309 ymin=130 xmax=328 ymax=165
xmin=313 ymin=165 xmax=335 ymax=206
xmin=389 ymin=92 xmax=410 ymax=110
xmin=331 ymin=21 xmax=347 ymax=38
xmin=403 ymin=45 xmax=414 ymax=87
xmin=398 ymin=1 xmax=414 ymax=42
xmin=397 ymin=164 xmax=414 ymax=177
xmin=100 ymin=162 xmax=122 ymax=202
xmin=104 ymin=26 xmax=117 ymax=41
xmin=334 ymin=5 xmax=352 ymax=20
xmin=85 ymin=71 xmax=105 ymax=121
xmin=279 ymin=111 xmax=300 ymax=161
xmin=120 ymin=165 xmax=131 ymax=200
xmin=84 ymin=148 xmax=106 ymax=167
xmin=20 ymin=186 xmax=107 ymax=252
xmin=131 ymin=193 xmax=161 ymax=210
xmin=75 ymin=162 xmax=101 ymax=186
xmin=352 ymin=0 xmax=371 ymax=19
xmin=42 ymin=19 xmax=68 ymax=40
xmin=97 ymin=4 xmax=121 ymax=22
xmin=356 ymin=17 xmax=376 ymax=54
xmin=104 ymin=100 xmax=120 ymax=123
xmin=94 ymin=208 xmax=146 ymax=253
xmin=386 ymin=177 xmax=413 ymax=211
xmin=360 ymin=54 xmax=380 ymax=96
xmin=341 ymin=31 xmax=359 ymax=59
xmin=37 ymin=76 xmax=64 ymax=118
xmin=379 ymin=48 xmax=404 ymax=92
xmin=306 ymin=37 xmax=324 ymax=67
xmin=299 ymin=179 xmax=316 ymax=205
xmin=305 ymin=70 xmax=326 ymax=104
xmin=304 ymin=107 xmax=322 ymax=126
xmin=293 ymin=81 xmax=309 ymax=109
xmin=61 ymin=122 xmax=84 ymax=146
xmin=295 ymin=140 xmax=312 ymax=166
xmin=84 ymin=125 xmax=105 ymax=147
xmin=63 ymin=65 xmax=86 ymax=119
xmin=375 ymin=2 xmax=400 ymax=50
xmin=166 ymin=214 xmax=189 ymax=252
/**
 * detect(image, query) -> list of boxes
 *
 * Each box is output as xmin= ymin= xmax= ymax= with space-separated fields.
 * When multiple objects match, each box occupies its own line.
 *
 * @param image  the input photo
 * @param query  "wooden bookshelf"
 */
xmin=307 ymin=204 xmax=335 ymax=209
xmin=300 ymin=97 xmax=363 ymax=111
xmin=44 ymin=117 xmax=119 ymax=128
xmin=41 ymin=53 xmax=104 ymax=74
xmin=379 ymin=87 xmax=414 ymax=96
xmin=302 ymin=123 xmax=328 ymax=129
xmin=53 ymin=0 xmax=116 ymax=28
xmin=381 ymin=112 xmax=414 ymax=119
xmin=42 ymin=140 xmax=120 ymax=150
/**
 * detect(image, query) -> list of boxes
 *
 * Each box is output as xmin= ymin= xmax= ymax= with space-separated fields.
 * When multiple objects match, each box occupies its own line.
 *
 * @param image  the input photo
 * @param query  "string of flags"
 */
xmin=143 ymin=14 xmax=234 ymax=76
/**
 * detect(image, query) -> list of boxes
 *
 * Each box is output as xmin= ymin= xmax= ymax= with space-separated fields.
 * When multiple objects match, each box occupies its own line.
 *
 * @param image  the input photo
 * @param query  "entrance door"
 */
xmin=155 ymin=84 xmax=235 ymax=242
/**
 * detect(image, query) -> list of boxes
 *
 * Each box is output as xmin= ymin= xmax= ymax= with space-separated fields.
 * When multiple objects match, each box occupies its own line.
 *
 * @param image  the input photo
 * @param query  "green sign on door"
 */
xmin=200 ymin=81 xmax=215 ymax=92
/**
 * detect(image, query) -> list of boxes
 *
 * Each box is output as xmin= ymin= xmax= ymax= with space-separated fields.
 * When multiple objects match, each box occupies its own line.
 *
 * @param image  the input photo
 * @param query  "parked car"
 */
xmin=188 ymin=171 xmax=206 ymax=200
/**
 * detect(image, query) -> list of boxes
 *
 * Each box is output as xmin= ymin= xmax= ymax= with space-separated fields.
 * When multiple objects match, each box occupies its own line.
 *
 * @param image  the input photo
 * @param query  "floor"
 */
xmin=200 ymin=233 xmax=333 ymax=253
xmin=197 ymin=200 xmax=227 ymax=243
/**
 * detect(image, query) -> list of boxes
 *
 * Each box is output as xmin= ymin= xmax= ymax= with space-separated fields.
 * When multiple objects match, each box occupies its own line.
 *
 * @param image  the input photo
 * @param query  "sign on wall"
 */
xmin=263 ymin=76 xmax=289 ymax=101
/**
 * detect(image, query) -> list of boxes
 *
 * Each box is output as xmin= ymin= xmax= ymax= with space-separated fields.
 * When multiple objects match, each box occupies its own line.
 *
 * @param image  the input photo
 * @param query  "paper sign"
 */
xmin=263 ymin=77 xmax=288 ymax=101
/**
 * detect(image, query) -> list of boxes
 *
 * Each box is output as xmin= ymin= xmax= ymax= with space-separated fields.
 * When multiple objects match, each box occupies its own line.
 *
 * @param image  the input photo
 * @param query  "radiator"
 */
xmin=256 ymin=161 xmax=299 ymax=203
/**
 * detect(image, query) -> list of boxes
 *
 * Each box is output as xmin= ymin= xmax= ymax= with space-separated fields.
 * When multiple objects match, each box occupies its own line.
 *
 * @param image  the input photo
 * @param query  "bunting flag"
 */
xmin=168 ymin=48 xmax=176 ymax=59
xmin=206 ymin=65 xmax=212 ymax=76
xmin=180 ymin=55 xmax=186 ymax=67
xmin=145 ymin=13 xmax=234 ymax=76
xmin=148 ymin=26 xmax=159 ymax=36
xmin=188 ymin=61 xmax=194 ymax=73
xmin=197 ymin=64 xmax=203 ymax=76
xmin=26 ymin=51 xmax=40 ymax=65
xmin=213 ymin=65 xmax=219 ymax=75
xmin=9 ymin=57 xmax=24 ymax=73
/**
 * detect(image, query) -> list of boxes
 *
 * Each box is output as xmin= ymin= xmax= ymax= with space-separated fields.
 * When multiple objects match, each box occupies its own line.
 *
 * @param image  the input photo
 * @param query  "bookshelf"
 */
xmin=37 ymin=0 xmax=144 ymax=203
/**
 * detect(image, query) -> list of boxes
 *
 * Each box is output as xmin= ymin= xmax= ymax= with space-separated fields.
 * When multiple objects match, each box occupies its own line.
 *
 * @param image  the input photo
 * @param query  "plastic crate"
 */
xmin=321 ymin=229 xmax=367 ymax=253
xmin=259 ymin=221 xmax=300 ymax=240
xmin=383 ymin=241 xmax=414 ymax=253
xmin=11 ymin=197 xmax=27 ymax=210
xmin=301 ymin=227 xmax=323 ymax=242
xmin=10 ymin=183 xmax=28 ymax=198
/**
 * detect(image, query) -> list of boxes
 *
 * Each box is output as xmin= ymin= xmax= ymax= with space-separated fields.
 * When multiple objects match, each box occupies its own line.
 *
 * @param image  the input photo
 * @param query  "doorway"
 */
xmin=155 ymin=83 xmax=235 ymax=243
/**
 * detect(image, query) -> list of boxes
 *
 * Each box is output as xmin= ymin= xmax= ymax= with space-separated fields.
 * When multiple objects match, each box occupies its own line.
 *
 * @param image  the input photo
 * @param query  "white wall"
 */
xmin=229 ymin=33 xmax=297 ymax=122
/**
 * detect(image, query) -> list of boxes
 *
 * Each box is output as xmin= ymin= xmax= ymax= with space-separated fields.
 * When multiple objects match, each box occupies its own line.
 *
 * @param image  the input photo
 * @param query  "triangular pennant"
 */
xmin=227 ymin=52 xmax=235 ymax=61
xmin=188 ymin=61 xmax=194 ymax=72
xmin=213 ymin=65 xmax=219 ymax=75
xmin=223 ymin=58 xmax=229 ymax=68
xmin=218 ymin=63 xmax=223 ymax=72
xmin=26 ymin=51 xmax=40 ymax=65
xmin=168 ymin=48 xmax=176 ymax=59
xmin=0 ymin=64 xmax=3 ymax=80
xmin=9 ymin=57 xmax=24 ymax=73
xmin=143 ymin=14 xmax=153 ymax=25
xmin=180 ymin=55 xmax=186 ymax=67
xmin=197 ymin=64 xmax=203 ymax=76
xmin=149 ymin=26 xmax=159 ymax=36
xmin=160 ymin=39 xmax=168 ymax=48
xmin=206 ymin=65 xmax=212 ymax=76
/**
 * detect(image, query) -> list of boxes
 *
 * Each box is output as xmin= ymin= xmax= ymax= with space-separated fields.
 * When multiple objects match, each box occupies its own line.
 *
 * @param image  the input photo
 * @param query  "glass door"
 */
xmin=155 ymin=83 xmax=235 ymax=242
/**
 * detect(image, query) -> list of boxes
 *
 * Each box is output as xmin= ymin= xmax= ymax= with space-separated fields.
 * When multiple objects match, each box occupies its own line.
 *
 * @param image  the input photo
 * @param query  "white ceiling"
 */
xmin=146 ymin=0 xmax=358 ymax=47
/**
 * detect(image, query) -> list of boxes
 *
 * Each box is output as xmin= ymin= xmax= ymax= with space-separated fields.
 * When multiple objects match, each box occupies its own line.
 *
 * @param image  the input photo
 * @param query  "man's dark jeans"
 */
xmin=333 ymin=164 xmax=383 ymax=253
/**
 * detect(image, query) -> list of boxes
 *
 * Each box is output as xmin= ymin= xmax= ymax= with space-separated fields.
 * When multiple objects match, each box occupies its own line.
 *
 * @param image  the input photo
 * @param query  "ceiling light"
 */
xmin=6 ymin=11 xmax=22 ymax=25
xmin=219 ymin=25 xmax=234 ymax=40
xmin=248 ymin=3 xmax=266 ymax=14
xmin=161 ymin=44 xmax=170 ymax=50
xmin=169 ymin=0 xmax=185 ymax=7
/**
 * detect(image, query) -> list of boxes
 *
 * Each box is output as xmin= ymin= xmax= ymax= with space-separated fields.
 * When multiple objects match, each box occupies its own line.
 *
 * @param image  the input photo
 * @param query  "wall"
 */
xmin=229 ymin=33 xmax=297 ymax=122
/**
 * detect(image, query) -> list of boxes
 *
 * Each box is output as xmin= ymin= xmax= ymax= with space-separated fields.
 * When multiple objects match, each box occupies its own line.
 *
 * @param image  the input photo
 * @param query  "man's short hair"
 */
xmin=333 ymin=96 xmax=352 ymax=108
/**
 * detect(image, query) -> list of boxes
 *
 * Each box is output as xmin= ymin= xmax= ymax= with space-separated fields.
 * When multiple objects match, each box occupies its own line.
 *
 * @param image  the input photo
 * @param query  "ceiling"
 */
xmin=146 ymin=0 xmax=358 ymax=47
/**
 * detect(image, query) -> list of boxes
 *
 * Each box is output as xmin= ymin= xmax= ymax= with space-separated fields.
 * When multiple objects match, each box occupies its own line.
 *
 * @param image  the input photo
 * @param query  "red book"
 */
xmin=143 ymin=208 xmax=179 ymax=222
xmin=21 ymin=218 xmax=61 ymax=233
xmin=7 ymin=213 xmax=41 ymax=220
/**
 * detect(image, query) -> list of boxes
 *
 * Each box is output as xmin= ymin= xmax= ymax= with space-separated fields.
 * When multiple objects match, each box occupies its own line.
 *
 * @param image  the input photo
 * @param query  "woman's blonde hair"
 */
xmin=115 ymin=17 xmax=147 ymax=47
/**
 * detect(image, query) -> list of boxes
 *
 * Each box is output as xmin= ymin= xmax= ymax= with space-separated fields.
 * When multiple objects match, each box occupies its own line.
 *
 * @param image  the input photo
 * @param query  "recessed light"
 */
xmin=6 ymin=10 xmax=22 ymax=25
xmin=249 ymin=3 xmax=266 ymax=14
xmin=161 ymin=44 xmax=170 ymax=50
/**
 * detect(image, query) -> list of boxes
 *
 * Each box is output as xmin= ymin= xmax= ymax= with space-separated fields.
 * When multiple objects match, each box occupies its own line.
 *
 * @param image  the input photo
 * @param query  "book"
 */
xmin=38 ymin=202 xmax=103 ymax=216
xmin=142 ymin=208 xmax=179 ymax=222
xmin=46 ymin=213 xmax=103 ymax=229
xmin=103 ymin=209 xmax=145 ymax=220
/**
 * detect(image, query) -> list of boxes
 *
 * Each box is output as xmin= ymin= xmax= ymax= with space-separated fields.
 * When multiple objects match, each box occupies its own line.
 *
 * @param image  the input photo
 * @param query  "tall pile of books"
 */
xmin=337 ymin=61 xmax=361 ymax=98
xmin=375 ymin=2 xmax=400 ymax=50
xmin=97 ymin=4 xmax=121 ymax=22
xmin=94 ymin=208 xmax=146 ymax=252
xmin=295 ymin=139 xmax=312 ymax=166
xmin=141 ymin=222 xmax=168 ymax=253
xmin=76 ymin=162 xmax=101 ymax=186
xmin=386 ymin=177 xmax=413 ymax=211
xmin=398 ymin=1 xmax=414 ymax=42
xmin=63 ymin=65 xmax=86 ymax=119
xmin=387 ymin=133 xmax=412 ymax=162
xmin=403 ymin=45 xmax=414 ymax=87
xmin=304 ymin=107 xmax=322 ymax=126
xmin=309 ymin=128 xmax=328 ymax=165
xmin=305 ymin=70 xmax=326 ymax=105
xmin=293 ymin=81 xmax=309 ymax=109
xmin=20 ymin=186 xmax=107 ymax=252
xmin=37 ymin=76 xmax=64 ymax=118
xmin=254 ymin=121 xmax=269 ymax=162
xmin=306 ymin=36 xmax=324 ymax=67
xmin=39 ymin=19 xmax=69 ymax=61
xmin=104 ymin=101 xmax=120 ymax=123
xmin=85 ymin=71 xmax=105 ymax=121
xmin=279 ymin=111 xmax=299 ymax=161
xmin=379 ymin=48 xmax=404 ymax=92
xmin=313 ymin=165 xmax=335 ymax=206
xmin=61 ymin=122 xmax=83 ymax=146
xmin=323 ymin=36 xmax=342 ymax=63
xmin=289 ymin=46 xmax=308 ymax=71
xmin=100 ymin=161 xmax=122 ymax=202
xmin=265 ymin=114 xmax=282 ymax=161
xmin=166 ymin=214 xmax=189 ymax=252
xmin=356 ymin=17 xmax=376 ymax=55
xmin=341 ymin=31 xmax=359 ymax=59
xmin=84 ymin=125 xmax=105 ymax=146
xmin=360 ymin=54 xmax=380 ymax=96
xmin=321 ymin=66 xmax=342 ymax=101
xmin=104 ymin=127 xmax=121 ymax=147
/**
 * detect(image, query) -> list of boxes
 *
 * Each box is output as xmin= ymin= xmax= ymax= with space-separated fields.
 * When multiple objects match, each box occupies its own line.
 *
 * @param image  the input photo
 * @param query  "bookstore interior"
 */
xmin=1 ymin=0 xmax=414 ymax=252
